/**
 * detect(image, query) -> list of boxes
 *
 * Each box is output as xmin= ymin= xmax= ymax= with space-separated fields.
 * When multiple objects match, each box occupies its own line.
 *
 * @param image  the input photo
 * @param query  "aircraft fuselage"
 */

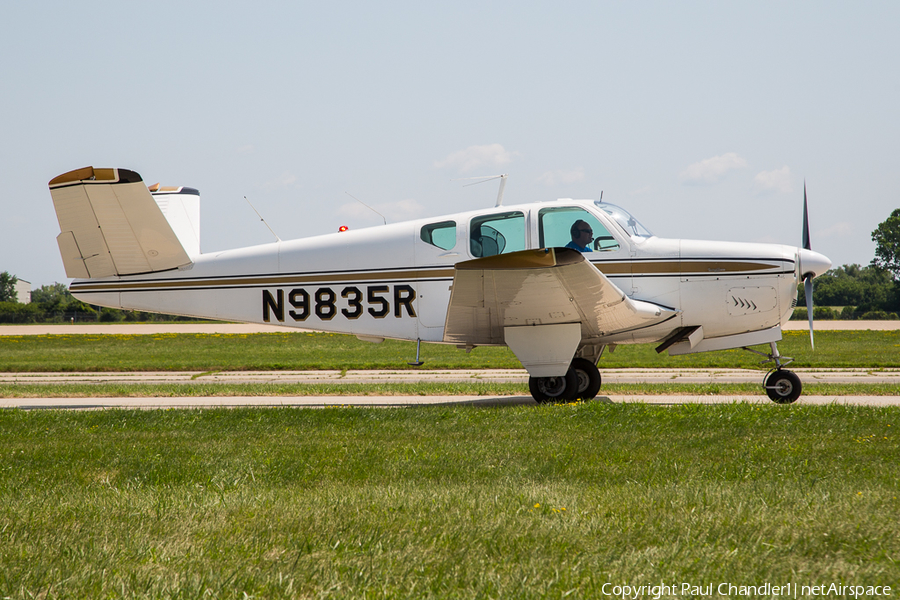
xmin=69 ymin=198 xmax=827 ymax=355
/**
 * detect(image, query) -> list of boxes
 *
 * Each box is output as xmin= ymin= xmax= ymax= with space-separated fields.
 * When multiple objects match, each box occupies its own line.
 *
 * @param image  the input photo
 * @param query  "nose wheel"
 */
xmin=744 ymin=341 xmax=804 ymax=404
xmin=764 ymin=369 xmax=802 ymax=404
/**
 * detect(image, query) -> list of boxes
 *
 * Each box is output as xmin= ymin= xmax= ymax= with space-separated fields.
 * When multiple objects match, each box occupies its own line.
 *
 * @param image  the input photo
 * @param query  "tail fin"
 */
xmin=49 ymin=166 xmax=193 ymax=279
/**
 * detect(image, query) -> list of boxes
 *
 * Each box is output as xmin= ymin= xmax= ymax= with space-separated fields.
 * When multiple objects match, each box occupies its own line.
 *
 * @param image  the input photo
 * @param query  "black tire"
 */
xmin=571 ymin=357 xmax=602 ymax=400
xmin=765 ymin=370 xmax=802 ymax=404
xmin=529 ymin=368 xmax=579 ymax=404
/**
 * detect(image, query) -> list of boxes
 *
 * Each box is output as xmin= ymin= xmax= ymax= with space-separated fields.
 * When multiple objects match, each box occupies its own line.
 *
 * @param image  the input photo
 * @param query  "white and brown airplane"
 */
xmin=48 ymin=166 xmax=831 ymax=404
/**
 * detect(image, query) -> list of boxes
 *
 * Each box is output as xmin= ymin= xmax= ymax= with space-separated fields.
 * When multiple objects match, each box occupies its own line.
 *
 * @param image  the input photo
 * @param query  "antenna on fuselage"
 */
xmin=345 ymin=192 xmax=387 ymax=225
xmin=244 ymin=196 xmax=281 ymax=242
xmin=453 ymin=174 xmax=508 ymax=207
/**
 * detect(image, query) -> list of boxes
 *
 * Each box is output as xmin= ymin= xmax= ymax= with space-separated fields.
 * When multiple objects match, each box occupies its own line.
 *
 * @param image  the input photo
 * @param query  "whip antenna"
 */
xmin=244 ymin=196 xmax=281 ymax=242
xmin=453 ymin=174 xmax=508 ymax=206
xmin=345 ymin=192 xmax=386 ymax=225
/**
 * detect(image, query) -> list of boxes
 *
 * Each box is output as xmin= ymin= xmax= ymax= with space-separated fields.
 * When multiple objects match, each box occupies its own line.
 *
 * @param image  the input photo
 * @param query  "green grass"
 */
xmin=1 ymin=404 xmax=898 ymax=598
xmin=1 ymin=382 xmax=898 ymax=398
xmin=2 ymin=330 xmax=900 ymax=372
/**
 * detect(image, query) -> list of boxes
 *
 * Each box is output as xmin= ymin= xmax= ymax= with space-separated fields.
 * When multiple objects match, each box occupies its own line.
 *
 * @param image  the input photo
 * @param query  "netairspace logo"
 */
xmin=599 ymin=582 xmax=893 ymax=599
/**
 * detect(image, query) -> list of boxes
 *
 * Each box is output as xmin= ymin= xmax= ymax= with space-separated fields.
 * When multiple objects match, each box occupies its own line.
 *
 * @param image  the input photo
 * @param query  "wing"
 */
xmin=443 ymin=247 xmax=678 ymax=346
xmin=49 ymin=166 xmax=192 ymax=279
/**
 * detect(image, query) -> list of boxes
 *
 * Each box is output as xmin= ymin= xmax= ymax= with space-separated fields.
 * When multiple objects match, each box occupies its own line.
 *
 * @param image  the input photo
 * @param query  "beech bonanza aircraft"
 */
xmin=48 ymin=166 xmax=831 ymax=404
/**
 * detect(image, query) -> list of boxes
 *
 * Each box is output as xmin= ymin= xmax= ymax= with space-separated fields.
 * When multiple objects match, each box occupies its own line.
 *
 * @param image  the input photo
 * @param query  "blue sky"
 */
xmin=2 ymin=1 xmax=898 ymax=287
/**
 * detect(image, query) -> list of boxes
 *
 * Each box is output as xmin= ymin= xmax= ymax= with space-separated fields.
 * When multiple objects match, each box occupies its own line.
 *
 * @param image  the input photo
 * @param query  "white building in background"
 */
xmin=14 ymin=279 xmax=31 ymax=304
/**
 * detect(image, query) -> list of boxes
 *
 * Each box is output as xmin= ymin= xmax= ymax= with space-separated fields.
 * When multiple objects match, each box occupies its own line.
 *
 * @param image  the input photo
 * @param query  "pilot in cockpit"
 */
xmin=565 ymin=220 xmax=594 ymax=253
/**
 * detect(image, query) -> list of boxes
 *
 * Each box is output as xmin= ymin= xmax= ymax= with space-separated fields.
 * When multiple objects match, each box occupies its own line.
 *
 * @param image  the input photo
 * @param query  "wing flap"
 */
xmin=443 ymin=248 xmax=677 ymax=345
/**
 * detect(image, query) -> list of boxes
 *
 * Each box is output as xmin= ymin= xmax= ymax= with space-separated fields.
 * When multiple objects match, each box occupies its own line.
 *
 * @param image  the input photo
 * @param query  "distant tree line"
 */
xmin=792 ymin=207 xmax=900 ymax=320
xmin=791 ymin=263 xmax=899 ymax=320
xmin=0 ymin=279 xmax=202 ymax=324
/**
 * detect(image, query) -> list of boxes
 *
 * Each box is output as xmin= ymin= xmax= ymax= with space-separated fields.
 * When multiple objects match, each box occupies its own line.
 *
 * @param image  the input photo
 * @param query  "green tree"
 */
xmin=30 ymin=283 xmax=71 ymax=312
xmin=872 ymin=208 xmax=900 ymax=279
xmin=0 ymin=301 xmax=43 ymax=323
xmin=0 ymin=271 xmax=18 ymax=303
xmin=31 ymin=282 xmax=97 ymax=322
xmin=802 ymin=263 xmax=900 ymax=318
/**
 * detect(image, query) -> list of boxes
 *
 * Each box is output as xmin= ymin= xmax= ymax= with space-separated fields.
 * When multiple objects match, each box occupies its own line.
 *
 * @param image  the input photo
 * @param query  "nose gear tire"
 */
xmin=765 ymin=369 xmax=802 ymax=404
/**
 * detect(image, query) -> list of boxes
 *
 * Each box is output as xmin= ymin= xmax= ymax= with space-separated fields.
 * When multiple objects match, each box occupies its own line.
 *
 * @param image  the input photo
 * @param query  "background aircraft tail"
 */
xmin=49 ymin=166 xmax=198 ymax=279
xmin=148 ymin=182 xmax=201 ymax=258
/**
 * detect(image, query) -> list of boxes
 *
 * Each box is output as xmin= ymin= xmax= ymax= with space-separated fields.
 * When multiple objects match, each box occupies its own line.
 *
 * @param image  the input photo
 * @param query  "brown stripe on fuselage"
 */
xmin=591 ymin=260 xmax=786 ymax=276
xmin=69 ymin=268 xmax=454 ymax=293
xmin=70 ymin=258 xmax=788 ymax=294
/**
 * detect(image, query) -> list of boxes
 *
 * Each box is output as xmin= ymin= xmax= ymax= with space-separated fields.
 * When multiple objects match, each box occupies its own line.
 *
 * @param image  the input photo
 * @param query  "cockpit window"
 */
xmin=420 ymin=220 xmax=456 ymax=250
xmin=470 ymin=211 xmax=525 ymax=257
xmin=594 ymin=202 xmax=654 ymax=238
xmin=538 ymin=206 xmax=619 ymax=251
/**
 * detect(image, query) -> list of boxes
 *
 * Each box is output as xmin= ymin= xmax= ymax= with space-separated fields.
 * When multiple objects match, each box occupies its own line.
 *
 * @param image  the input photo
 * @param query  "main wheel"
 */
xmin=765 ymin=369 xmax=802 ymax=404
xmin=570 ymin=357 xmax=602 ymax=400
xmin=529 ymin=368 xmax=579 ymax=404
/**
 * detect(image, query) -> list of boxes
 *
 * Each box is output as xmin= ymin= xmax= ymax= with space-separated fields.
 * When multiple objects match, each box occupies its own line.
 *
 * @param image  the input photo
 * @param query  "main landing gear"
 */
xmin=529 ymin=357 xmax=602 ymax=403
xmin=744 ymin=341 xmax=803 ymax=404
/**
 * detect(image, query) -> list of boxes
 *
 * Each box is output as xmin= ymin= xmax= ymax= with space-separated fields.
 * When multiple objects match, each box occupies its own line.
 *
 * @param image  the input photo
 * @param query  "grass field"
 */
xmin=1 ymin=403 xmax=898 ymax=598
xmin=2 ymin=330 xmax=900 ymax=372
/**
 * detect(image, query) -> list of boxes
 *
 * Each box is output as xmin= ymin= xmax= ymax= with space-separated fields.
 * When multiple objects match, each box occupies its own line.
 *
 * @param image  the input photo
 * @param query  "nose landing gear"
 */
xmin=764 ymin=369 xmax=802 ymax=404
xmin=743 ymin=341 xmax=803 ymax=404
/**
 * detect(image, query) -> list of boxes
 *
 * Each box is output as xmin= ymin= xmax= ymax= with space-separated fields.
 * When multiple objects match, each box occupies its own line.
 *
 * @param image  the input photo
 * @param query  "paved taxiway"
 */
xmin=3 ymin=369 xmax=898 ymax=409
xmin=3 ymin=367 xmax=900 ymax=386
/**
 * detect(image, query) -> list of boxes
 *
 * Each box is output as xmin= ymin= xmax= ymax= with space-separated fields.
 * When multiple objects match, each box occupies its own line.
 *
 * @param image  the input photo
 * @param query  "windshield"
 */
xmin=594 ymin=202 xmax=654 ymax=239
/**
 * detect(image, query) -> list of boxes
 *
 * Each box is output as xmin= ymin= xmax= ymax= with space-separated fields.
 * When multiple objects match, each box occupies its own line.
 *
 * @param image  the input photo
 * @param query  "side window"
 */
xmin=538 ymin=207 xmax=619 ymax=251
xmin=420 ymin=220 xmax=456 ymax=250
xmin=470 ymin=211 xmax=526 ymax=257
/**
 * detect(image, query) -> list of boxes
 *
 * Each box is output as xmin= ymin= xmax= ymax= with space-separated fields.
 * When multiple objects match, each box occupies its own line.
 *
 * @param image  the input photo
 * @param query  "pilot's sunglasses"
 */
xmin=579 ymin=229 xmax=593 ymax=235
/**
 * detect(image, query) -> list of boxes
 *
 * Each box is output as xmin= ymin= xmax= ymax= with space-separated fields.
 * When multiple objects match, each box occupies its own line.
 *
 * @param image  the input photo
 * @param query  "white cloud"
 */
xmin=628 ymin=186 xmax=653 ymax=197
xmin=679 ymin=152 xmax=748 ymax=184
xmin=263 ymin=171 xmax=298 ymax=189
xmin=338 ymin=198 xmax=425 ymax=224
xmin=753 ymin=166 xmax=793 ymax=194
xmin=434 ymin=143 xmax=517 ymax=173
xmin=818 ymin=221 xmax=854 ymax=238
xmin=537 ymin=167 xmax=585 ymax=185
xmin=381 ymin=199 xmax=425 ymax=221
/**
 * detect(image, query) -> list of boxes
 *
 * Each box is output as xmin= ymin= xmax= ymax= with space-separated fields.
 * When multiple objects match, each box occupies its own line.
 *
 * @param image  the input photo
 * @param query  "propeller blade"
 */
xmin=804 ymin=275 xmax=815 ymax=350
xmin=802 ymin=181 xmax=811 ymax=251
xmin=801 ymin=182 xmax=815 ymax=349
